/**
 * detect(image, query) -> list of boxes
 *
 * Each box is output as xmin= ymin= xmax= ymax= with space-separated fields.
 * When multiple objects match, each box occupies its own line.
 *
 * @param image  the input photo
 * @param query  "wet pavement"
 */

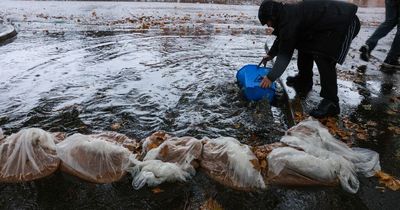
xmin=0 ymin=1 xmax=399 ymax=209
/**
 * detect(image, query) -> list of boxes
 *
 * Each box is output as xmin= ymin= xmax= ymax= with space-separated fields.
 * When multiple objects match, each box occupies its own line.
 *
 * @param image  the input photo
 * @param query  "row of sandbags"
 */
xmin=0 ymin=128 xmax=139 ymax=183
xmin=0 ymin=118 xmax=381 ymax=193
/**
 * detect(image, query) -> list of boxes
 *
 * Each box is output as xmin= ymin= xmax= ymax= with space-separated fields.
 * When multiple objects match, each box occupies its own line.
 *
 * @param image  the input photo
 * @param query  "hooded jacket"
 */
xmin=258 ymin=0 xmax=358 ymax=82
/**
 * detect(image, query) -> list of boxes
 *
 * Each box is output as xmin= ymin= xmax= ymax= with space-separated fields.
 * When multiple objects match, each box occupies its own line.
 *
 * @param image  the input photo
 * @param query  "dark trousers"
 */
xmin=297 ymin=51 xmax=339 ymax=103
xmin=366 ymin=0 xmax=400 ymax=61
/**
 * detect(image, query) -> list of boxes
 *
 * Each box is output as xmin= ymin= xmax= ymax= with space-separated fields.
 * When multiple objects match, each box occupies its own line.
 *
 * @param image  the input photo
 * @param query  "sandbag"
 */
xmin=56 ymin=133 xmax=133 ymax=183
xmin=200 ymin=137 xmax=265 ymax=190
xmin=52 ymin=132 xmax=67 ymax=143
xmin=0 ymin=128 xmax=4 ymax=140
xmin=128 ymin=135 xmax=202 ymax=189
xmin=91 ymin=132 xmax=140 ymax=154
xmin=286 ymin=118 xmax=380 ymax=177
xmin=128 ymin=155 xmax=193 ymax=189
xmin=0 ymin=128 xmax=60 ymax=182
xmin=267 ymin=147 xmax=341 ymax=186
xmin=268 ymin=117 xmax=381 ymax=193
xmin=144 ymin=136 xmax=203 ymax=173
xmin=141 ymin=131 xmax=171 ymax=156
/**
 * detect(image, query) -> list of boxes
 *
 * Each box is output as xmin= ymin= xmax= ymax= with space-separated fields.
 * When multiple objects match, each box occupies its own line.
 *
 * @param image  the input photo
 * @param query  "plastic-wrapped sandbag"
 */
xmin=252 ymin=142 xmax=286 ymax=176
xmin=52 ymin=132 xmax=66 ymax=143
xmin=127 ymin=135 xmax=202 ymax=189
xmin=144 ymin=136 xmax=203 ymax=174
xmin=0 ymin=128 xmax=60 ymax=182
xmin=268 ymin=117 xmax=381 ymax=193
xmin=141 ymin=131 xmax=171 ymax=156
xmin=0 ymin=128 xmax=4 ymax=140
xmin=268 ymin=147 xmax=341 ymax=186
xmin=286 ymin=118 xmax=381 ymax=177
xmin=56 ymin=133 xmax=133 ymax=183
xmin=128 ymin=155 xmax=192 ymax=189
xmin=92 ymin=132 xmax=140 ymax=154
xmin=200 ymin=137 xmax=265 ymax=190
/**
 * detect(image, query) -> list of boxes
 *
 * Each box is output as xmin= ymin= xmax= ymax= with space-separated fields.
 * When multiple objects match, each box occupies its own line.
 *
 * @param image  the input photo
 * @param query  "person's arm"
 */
xmin=266 ymin=48 xmax=294 ymax=82
xmin=267 ymin=38 xmax=279 ymax=57
xmin=258 ymin=36 xmax=279 ymax=68
xmin=266 ymin=16 xmax=299 ymax=82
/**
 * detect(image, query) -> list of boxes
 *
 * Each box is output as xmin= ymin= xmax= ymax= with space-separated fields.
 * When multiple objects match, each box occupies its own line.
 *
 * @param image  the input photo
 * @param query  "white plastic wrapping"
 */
xmin=268 ymin=117 xmax=381 ymax=193
xmin=91 ymin=132 xmax=140 ymax=154
xmin=200 ymin=137 xmax=266 ymax=190
xmin=0 ymin=128 xmax=60 ymax=182
xmin=128 ymin=135 xmax=202 ymax=189
xmin=268 ymin=147 xmax=342 ymax=181
xmin=0 ymin=128 xmax=4 ymax=140
xmin=144 ymin=136 xmax=202 ymax=174
xmin=141 ymin=131 xmax=171 ymax=156
xmin=128 ymin=155 xmax=192 ymax=189
xmin=56 ymin=133 xmax=133 ymax=183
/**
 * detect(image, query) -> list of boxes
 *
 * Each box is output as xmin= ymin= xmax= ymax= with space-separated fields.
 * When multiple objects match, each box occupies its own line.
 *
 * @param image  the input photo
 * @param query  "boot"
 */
xmin=359 ymin=45 xmax=371 ymax=62
xmin=286 ymin=75 xmax=312 ymax=97
xmin=309 ymin=99 xmax=340 ymax=118
xmin=381 ymin=59 xmax=400 ymax=71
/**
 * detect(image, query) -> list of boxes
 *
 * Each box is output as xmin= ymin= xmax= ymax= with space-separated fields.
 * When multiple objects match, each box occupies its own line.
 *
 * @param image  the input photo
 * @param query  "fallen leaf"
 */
xmin=151 ymin=187 xmax=164 ymax=194
xmin=356 ymin=133 xmax=368 ymax=140
xmin=250 ymin=159 xmax=261 ymax=171
xmin=375 ymin=171 xmax=400 ymax=191
xmin=261 ymin=160 xmax=268 ymax=168
xmin=110 ymin=123 xmax=122 ymax=130
xmin=148 ymin=143 xmax=159 ymax=150
xmin=159 ymin=145 xmax=169 ymax=158
xmin=388 ymin=126 xmax=400 ymax=135
xmin=200 ymin=198 xmax=224 ymax=210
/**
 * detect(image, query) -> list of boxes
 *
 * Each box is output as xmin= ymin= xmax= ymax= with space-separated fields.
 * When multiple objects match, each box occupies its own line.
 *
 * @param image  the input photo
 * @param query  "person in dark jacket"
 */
xmin=359 ymin=0 xmax=399 ymax=71
xmin=258 ymin=0 xmax=360 ymax=118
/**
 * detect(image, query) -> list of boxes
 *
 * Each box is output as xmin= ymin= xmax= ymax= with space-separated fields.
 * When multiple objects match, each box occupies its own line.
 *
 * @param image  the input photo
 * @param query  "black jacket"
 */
xmin=262 ymin=0 xmax=358 ymax=81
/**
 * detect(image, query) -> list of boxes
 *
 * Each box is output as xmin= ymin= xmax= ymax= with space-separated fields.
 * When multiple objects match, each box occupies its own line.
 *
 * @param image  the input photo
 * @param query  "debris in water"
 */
xmin=111 ymin=123 xmax=122 ymax=131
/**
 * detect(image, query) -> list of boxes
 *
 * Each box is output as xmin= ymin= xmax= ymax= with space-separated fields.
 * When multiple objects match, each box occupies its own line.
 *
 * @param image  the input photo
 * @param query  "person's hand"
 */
xmin=258 ymin=55 xmax=273 ymax=68
xmin=260 ymin=76 xmax=272 ymax=88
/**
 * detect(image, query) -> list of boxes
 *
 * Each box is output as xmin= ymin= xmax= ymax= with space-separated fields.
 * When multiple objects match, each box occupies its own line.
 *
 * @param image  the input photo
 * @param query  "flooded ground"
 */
xmin=0 ymin=1 xmax=398 ymax=209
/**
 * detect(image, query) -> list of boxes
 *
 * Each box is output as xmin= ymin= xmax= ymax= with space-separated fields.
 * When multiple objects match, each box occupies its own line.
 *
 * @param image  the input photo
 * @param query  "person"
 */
xmin=257 ymin=0 xmax=360 ymax=118
xmin=359 ymin=0 xmax=400 ymax=70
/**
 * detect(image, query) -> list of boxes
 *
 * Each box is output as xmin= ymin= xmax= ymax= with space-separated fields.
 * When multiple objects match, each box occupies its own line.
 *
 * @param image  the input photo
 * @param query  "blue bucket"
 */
xmin=236 ymin=64 xmax=276 ymax=102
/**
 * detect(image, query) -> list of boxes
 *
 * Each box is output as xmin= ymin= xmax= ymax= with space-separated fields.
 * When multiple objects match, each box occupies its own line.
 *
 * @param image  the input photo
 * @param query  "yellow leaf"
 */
xmin=200 ymin=198 xmax=224 ymax=210
xmin=375 ymin=171 xmax=400 ymax=191
xmin=151 ymin=187 xmax=164 ymax=194
xmin=110 ymin=123 xmax=122 ymax=130
xmin=356 ymin=133 xmax=367 ymax=140
xmin=250 ymin=159 xmax=261 ymax=171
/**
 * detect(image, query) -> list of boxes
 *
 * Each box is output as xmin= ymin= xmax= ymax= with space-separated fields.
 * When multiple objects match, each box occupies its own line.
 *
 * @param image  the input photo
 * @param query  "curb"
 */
xmin=0 ymin=25 xmax=17 ymax=43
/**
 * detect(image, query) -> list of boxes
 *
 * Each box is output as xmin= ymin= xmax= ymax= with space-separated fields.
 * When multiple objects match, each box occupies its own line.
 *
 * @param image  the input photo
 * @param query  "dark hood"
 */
xmin=258 ymin=0 xmax=283 ymax=26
